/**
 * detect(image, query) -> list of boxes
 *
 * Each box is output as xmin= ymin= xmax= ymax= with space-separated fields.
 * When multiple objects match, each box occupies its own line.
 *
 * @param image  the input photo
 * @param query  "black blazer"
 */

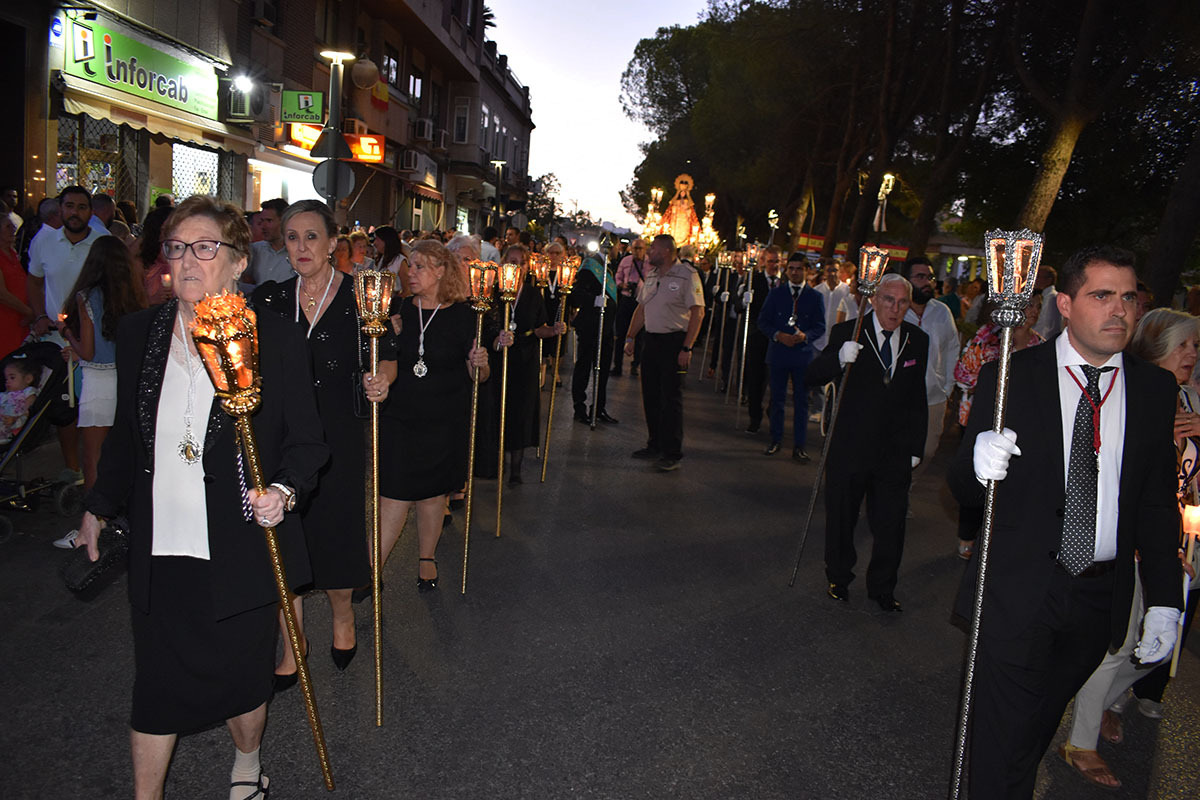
xmin=86 ymin=300 xmax=330 ymax=620
xmin=948 ymin=337 xmax=1183 ymax=647
xmin=806 ymin=312 xmax=929 ymax=468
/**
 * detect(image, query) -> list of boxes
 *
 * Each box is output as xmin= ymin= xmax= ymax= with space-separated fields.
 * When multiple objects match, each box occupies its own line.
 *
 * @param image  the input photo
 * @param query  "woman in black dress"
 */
xmin=380 ymin=239 xmax=489 ymax=590
xmin=75 ymin=195 xmax=328 ymax=799
xmin=252 ymin=200 xmax=397 ymax=681
xmin=489 ymin=244 xmax=566 ymax=483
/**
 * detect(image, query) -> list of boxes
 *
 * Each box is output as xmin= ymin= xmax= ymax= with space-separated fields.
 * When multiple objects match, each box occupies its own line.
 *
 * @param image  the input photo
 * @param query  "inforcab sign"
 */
xmin=63 ymin=20 xmax=219 ymax=120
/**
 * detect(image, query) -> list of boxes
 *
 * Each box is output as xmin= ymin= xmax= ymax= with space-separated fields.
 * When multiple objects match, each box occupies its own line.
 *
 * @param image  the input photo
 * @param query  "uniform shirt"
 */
xmin=248 ymin=240 xmax=295 ymax=286
xmin=637 ymin=260 xmax=704 ymax=334
xmin=28 ymin=225 xmax=101 ymax=319
xmin=1056 ymin=332 xmax=1124 ymax=562
xmin=904 ymin=298 xmax=959 ymax=405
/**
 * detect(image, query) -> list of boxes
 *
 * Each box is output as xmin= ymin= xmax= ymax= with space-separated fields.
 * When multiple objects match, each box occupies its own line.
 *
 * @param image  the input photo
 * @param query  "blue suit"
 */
xmin=757 ymin=283 xmax=825 ymax=447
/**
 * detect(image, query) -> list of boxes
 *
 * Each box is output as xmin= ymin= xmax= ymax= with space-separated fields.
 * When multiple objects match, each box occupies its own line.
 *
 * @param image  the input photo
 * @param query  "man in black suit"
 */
xmin=740 ymin=246 xmax=783 ymax=433
xmin=949 ymin=245 xmax=1182 ymax=798
xmin=806 ymin=273 xmax=928 ymax=611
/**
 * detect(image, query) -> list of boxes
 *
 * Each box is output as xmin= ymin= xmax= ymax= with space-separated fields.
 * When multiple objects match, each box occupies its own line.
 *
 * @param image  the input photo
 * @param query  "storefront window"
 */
xmin=172 ymin=143 xmax=220 ymax=198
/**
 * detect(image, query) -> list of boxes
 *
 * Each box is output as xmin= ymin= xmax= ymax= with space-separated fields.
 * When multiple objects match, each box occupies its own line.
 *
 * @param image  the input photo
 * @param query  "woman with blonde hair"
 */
xmin=379 ymin=239 xmax=489 ymax=590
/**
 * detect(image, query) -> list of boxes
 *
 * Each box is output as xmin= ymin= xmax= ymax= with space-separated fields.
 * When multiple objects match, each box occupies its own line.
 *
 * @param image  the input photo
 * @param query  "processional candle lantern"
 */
xmin=461 ymin=260 xmax=496 ymax=594
xmin=495 ymin=259 xmax=523 ymax=537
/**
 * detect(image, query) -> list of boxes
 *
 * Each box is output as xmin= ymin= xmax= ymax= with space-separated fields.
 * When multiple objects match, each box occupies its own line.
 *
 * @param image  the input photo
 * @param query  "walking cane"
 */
xmin=353 ymin=269 xmax=394 ymax=727
xmin=733 ymin=245 xmax=760 ymax=427
xmin=542 ymin=258 xmax=578 ymax=482
xmin=948 ymin=230 xmax=1043 ymax=800
xmin=787 ymin=246 xmax=889 ymax=588
xmin=591 ymin=258 xmax=610 ymax=430
xmin=714 ymin=260 xmax=732 ymax=393
xmin=495 ymin=262 xmax=522 ymax=538
xmin=462 ymin=261 xmax=496 ymax=593
xmin=190 ymin=292 xmax=335 ymax=790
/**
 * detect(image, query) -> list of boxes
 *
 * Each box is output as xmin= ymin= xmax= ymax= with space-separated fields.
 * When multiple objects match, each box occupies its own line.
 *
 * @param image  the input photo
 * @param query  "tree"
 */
xmin=526 ymin=172 xmax=562 ymax=234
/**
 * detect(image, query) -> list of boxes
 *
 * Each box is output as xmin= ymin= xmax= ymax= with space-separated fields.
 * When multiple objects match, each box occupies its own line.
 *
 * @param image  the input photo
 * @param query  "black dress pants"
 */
xmin=744 ymin=331 xmax=768 ymax=425
xmin=640 ymin=331 xmax=686 ymax=459
xmin=969 ymin=567 xmax=1114 ymax=799
xmin=823 ymin=453 xmax=911 ymax=596
xmin=573 ymin=324 xmax=614 ymax=413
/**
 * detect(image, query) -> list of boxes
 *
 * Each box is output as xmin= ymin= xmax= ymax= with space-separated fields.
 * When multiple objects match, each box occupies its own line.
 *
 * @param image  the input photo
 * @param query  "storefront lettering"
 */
xmin=105 ymin=44 xmax=190 ymax=104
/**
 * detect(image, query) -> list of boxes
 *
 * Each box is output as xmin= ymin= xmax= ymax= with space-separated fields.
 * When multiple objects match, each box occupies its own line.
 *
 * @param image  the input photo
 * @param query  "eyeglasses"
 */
xmin=161 ymin=239 xmax=235 ymax=261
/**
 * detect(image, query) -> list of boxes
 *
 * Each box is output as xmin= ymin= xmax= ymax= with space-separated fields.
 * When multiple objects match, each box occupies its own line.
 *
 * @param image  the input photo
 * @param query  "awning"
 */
xmin=60 ymin=74 xmax=257 ymax=156
xmin=407 ymin=182 xmax=443 ymax=202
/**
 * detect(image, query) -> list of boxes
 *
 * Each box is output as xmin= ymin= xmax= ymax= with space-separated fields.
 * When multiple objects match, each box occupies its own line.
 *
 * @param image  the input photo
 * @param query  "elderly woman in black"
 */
xmin=253 ymin=199 xmax=397 ymax=683
xmin=75 ymin=195 xmax=328 ymax=800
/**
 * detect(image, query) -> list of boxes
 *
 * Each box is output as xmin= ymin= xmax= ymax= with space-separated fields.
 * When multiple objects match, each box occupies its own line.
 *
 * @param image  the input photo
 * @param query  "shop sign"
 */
xmin=281 ymin=90 xmax=324 ymax=124
xmin=63 ymin=19 xmax=219 ymax=120
xmin=289 ymin=124 xmax=385 ymax=164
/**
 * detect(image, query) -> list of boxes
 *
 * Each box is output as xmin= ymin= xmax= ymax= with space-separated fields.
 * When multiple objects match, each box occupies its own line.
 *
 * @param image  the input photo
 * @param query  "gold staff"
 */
xmin=787 ymin=245 xmax=889 ymax=587
xmin=1172 ymin=505 xmax=1199 ymax=676
xmin=495 ymin=260 xmax=522 ymax=538
xmin=541 ymin=257 xmax=579 ymax=482
xmin=462 ymin=260 xmax=496 ymax=593
xmin=352 ymin=268 xmax=394 ymax=727
xmin=530 ymin=253 xmax=550 ymax=459
xmin=190 ymin=291 xmax=334 ymax=791
xmin=948 ymin=230 xmax=1043 ymax=800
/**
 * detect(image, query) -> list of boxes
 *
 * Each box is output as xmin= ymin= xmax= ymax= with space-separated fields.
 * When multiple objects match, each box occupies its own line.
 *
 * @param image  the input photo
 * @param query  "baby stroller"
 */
xmin=0 ymin=340 xmax=80 ymax=543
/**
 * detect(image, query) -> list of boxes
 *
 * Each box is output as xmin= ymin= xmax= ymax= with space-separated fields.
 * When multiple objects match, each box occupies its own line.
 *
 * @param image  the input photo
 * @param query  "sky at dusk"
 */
xmin=489 ymin=1 xmax=710 ymax=231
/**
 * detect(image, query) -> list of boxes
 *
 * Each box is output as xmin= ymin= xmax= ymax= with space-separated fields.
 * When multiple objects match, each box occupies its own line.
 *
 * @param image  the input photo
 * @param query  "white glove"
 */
xmin=1134 ymin=606 xmax=1181 ymax=664
xmin=742 ymin=291 xmax=753 ymax=306
xmin=973 ymin=428 xmax=1021 ymax=484
xmin=911 ymin=456 xmax=921 ymax=469
xmin=837 ymin=341 xmax=862 ymax=366
xmin=720 ymin=291 xmax=730 ymax=303
xmin=594 ymin=296 xmax=604 ymax=308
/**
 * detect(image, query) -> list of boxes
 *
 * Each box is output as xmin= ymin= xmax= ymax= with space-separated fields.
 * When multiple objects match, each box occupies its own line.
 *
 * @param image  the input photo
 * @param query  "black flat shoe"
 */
xmin=792 ymin=448 xmax=811 ymax=463
xmin=764 ymin=442 xmax=781 ymax=456
xmin=273 ymin=643 xmax=309 ymax=693
xmin=597 ymin=410 xmax=620 ymax=424
xmin=871 ymin=593 xmax=903 ymax=613
xmin=745 ymin=423 xmax=760 ymax=435
xmin=331 ymin=643 xmax=358 ymax=671
xmin=574 ymin=408 xmax=590 ymax=423
xmin=827 ymin=583 xmax=849 ymax=602
xmin=417 ymin=557 xmax=439 ymax=593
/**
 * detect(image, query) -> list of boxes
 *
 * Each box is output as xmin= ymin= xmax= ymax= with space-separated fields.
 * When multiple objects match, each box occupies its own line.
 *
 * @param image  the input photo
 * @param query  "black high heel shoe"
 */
xmin=417 ymin=557 xmax=439 ymax=593
xmin=330 ymin=643 xmax=358 ymax=671
xmin=272 ymin=642 xmax=309 ymax=693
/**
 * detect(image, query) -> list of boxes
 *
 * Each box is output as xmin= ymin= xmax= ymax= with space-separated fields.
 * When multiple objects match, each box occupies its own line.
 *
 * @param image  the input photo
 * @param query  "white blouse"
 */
xmin=151 ymin=331 xmax=215 ymax=558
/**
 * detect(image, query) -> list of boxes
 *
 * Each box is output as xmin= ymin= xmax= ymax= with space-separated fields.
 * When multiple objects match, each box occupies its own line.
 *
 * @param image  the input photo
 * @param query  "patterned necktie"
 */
xmin=880 ymin=329 xmax=893 ymax=371
xmin=1060 ymin=364 xmax=1115 ymax=575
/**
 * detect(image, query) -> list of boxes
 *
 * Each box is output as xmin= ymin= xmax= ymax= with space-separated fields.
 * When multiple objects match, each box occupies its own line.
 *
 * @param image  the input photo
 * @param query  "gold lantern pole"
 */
xmin=1172 ymin=505 xmax=1199 ymax=676
xmin=787 ymin=246 xmax=889 ymax=587
xmin=948 ymin=229 xmax=1042 ymax=800
xmin=189 ymin=291 xmax=334 ymax=791
xmin=352 ymin=268 xmax=394 ymax=727
xmin=495 ymin=261 xmax=522 ymax=538
xmin=462 ymin=260 xmax=495 ymax=593
xmin=530 ymin=254 xmax=550 ymax=458
xmin=541 ymin=257 xmax=578 ymax=483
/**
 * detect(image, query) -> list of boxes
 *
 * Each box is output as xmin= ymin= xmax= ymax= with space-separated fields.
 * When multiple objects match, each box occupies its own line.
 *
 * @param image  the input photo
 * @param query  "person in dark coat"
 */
xmin=738 ymin=246 xmax=783 ymax=433
xmin=569 ymin=255 xmax=619 ymax=423
xmin=75 ymin=195 xmax=329 ymax=800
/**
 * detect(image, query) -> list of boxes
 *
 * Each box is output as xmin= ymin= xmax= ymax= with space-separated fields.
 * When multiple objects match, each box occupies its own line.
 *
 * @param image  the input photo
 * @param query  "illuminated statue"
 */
xmin=658 ymin=174 xmax=702 ymax=247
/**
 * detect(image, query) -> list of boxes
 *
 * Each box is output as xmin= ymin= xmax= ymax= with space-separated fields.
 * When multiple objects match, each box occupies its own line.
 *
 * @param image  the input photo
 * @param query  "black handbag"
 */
xmin=60 ymin=521 xmax=130 ymax=594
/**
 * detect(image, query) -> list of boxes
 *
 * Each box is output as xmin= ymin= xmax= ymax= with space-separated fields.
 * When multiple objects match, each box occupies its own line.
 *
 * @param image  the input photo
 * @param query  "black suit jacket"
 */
xmin=806 ymin=312 xmax=929 ymax=468
xmin=949 ymin=337 xmax=1183 ymax=647
xmin=86 ymin=300 xmax=329 ymax=620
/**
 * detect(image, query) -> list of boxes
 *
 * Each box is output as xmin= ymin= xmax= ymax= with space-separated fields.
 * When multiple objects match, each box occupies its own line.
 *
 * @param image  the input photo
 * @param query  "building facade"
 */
xmin=1 ymin=0 xmax=533 ymax=233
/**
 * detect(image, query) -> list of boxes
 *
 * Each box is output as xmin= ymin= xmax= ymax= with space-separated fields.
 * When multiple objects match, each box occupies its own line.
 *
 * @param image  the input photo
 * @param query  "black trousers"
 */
xmin=573 ymin=325 xmax=614 ymax=413
xmin=640 ymin=331 xmax=686 ymax=459
xmin=744 ymin=332 xmax=768 ymax=425
xmin=612 ymin=295 xmax=642 ymax=372
xmin=823 ymin=453 xmax=911 ymax=596
xmin=708 ymin=310 xmax=737 ymax=382
xmin=970 ymin=567 xmax=1115 ymax=799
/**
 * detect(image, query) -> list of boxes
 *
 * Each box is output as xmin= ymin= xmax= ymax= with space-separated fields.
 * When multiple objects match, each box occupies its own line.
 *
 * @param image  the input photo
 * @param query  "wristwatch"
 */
xmin=269 ymin=482 xmax=297 ymax=512
xmin=681 ymin=346 xmax=692 ymax=352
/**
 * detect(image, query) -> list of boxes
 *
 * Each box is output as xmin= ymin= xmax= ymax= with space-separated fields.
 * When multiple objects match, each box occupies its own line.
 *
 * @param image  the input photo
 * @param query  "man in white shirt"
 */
xmin=816 ymin=259 xmax=854 ymax=352
xmin=2 ymin=187 xmax=22 ymax=232
xmin=246 ymin=198 xmax=293 ymax=286
xmin=1033 ymin=265 xmax=1062 ymax=340
xmin=900 ymin=256 xmax=959 ymax=469
xmin=20 ymin=198 xmax=60 ymax=271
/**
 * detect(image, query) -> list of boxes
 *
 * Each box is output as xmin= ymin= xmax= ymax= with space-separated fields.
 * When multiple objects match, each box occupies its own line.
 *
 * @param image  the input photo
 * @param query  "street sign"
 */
xmin=312 ymin=158 xmax=354 ymax=201
xmin=281 ymin=90 xmax=324 ymax=124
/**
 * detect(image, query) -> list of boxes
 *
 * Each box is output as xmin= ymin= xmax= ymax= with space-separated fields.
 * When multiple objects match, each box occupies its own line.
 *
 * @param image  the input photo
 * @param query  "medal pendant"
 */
xmin=787 ymin=315 xmax=797 ymax=328
xmin=509 ymin=321 xmax=517 ymax=331
xmin=882 ymin=372 xmax=891 ymax=386
xmin=178 ymin=437 xmax=202 ymax=464
xmin=413 ymin=358 xmax=429 ymax=378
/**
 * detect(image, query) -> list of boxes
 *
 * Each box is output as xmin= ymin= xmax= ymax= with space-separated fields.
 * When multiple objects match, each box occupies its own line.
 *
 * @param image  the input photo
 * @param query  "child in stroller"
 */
xmin=0 ymin=357 xmax=39 ymax=442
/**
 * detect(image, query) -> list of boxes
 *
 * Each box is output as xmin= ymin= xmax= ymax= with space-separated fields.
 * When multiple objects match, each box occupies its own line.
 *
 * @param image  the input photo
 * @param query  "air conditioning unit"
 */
xmin=344 ymin=118 xmax=369 ymax=136
xmin=414 ymin=118 xmax=434 ymax=141
xmin=401 ymin=151 xmax=419 ymax=171
xmin=222 ymin=80 xmax=273 ymax=124
xmin=251 ymin=0 xmax=277 ymax=27
xmin=433 ymin=129 xmax=449 ymax=151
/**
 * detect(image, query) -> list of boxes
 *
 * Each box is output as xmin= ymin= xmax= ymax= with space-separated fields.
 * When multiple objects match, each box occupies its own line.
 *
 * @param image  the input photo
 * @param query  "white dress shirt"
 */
xmin=1056 ymin=332 xmax=1124 ymax=562
xmin=904 ymin=298 xmax=959 ymax=405
xmin=28 ymin=225 xmax=102 ymax=319
xmin=1034 ymin=286 xmax=1063 ymax=339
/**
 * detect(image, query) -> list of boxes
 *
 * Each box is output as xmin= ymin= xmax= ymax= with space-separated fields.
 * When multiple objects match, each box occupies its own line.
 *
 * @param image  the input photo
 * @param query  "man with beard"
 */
xmin=899 ymin=256 xmax=959 ymax=472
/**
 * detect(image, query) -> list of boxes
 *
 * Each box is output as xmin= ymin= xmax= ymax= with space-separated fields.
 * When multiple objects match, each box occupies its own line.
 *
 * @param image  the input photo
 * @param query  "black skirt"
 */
xmin=130 ymin=556 xmax=276 ymax=735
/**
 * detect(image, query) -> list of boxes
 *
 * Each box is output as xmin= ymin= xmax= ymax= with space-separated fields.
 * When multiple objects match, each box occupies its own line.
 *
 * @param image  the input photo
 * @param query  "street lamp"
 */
xmin=313 ymin=51 xmax=356 ymax=162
